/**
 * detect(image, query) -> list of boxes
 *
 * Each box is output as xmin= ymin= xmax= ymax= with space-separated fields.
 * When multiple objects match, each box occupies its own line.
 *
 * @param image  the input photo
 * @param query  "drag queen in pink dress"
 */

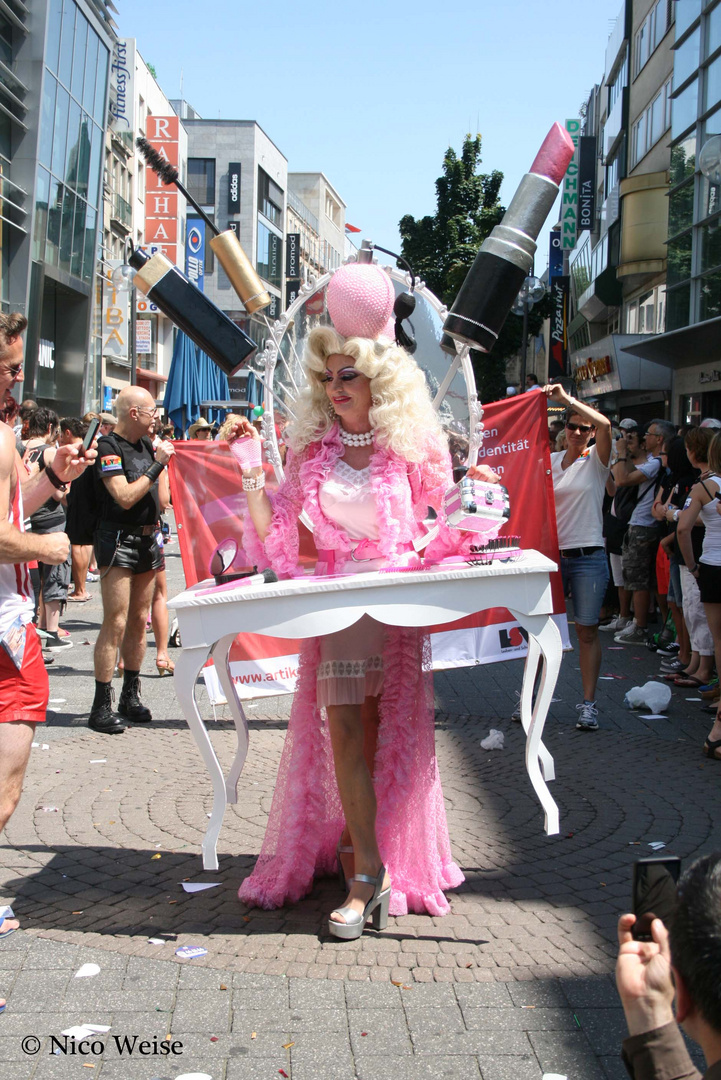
xmin=234 ymin=263 xmax=496 ymax=939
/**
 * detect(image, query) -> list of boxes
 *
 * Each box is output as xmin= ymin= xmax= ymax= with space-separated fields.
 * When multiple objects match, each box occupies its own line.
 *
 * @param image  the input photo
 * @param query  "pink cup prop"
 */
xmin=230 ymin=435 xmax=262 ymax=470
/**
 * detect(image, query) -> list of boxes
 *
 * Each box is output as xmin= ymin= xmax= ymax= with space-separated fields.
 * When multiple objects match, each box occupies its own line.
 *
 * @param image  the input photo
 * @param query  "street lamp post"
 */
xmin=512 ymin=275 xmax=546 ymax=388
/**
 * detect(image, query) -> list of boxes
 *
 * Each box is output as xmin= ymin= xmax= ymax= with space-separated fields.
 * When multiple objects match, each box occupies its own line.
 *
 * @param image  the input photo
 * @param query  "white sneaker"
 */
xmin=575 ymin=702 xmax=599 ymax=731
xmin=600 ymin=615 xmax=630 ymax=633
xmin=613 ymin=622 xmax=648 ymax=645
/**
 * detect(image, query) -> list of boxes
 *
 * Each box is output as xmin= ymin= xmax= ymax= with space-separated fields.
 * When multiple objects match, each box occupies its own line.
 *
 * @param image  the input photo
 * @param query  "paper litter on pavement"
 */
xmin=640 ymin=714 xmax=666 ymax=720
xmin=480 ymin=729 xmax=504 ymax=750
xmin=180 ymin=883 xmax=221 ymax=893
xmin=648 ymin=841 xmax=667 ymax=850
xmin=74 ymin=964 xmax=101 ymax=978
xmin=61 ymin=1024 xmax=110 ymax=1039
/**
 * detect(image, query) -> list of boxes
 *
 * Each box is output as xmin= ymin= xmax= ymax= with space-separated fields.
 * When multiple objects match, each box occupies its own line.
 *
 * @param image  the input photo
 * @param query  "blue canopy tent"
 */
xmin=164 ymin=330 xmax=230 ymax=434
xmin=164 ymin=331 xmax=201 ymax=436
xmin=204 ymin=360 xmax=230 ymax=425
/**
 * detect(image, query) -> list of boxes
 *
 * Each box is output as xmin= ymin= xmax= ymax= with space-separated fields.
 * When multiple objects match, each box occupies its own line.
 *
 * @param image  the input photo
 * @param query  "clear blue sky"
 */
xmin=118 ymin=0 xmax=623 ymax=269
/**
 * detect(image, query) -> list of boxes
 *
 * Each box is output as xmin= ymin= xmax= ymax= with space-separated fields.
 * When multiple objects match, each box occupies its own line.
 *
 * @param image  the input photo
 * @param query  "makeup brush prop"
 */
xmin=136 ymin=136 xmax=271 ymax=314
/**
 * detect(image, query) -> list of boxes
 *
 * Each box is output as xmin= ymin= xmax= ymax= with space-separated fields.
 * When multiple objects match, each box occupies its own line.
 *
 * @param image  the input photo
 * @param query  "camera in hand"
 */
xmin=632 ymin=856 xmax=681 ymax=940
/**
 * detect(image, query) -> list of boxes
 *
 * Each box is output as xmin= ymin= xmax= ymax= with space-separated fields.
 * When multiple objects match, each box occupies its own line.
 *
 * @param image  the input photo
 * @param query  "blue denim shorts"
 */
xmin=560 ymin=549 xmax=610 ymax=627
xmin=667 ymin=560 xmax=682 ymax=606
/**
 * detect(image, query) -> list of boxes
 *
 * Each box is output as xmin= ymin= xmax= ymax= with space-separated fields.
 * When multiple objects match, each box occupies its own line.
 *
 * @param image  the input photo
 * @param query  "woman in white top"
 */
xmin=544 ymin=383 xmax=612 ymax=732
xmin=677 ymin=432 xmax=721 ymax=759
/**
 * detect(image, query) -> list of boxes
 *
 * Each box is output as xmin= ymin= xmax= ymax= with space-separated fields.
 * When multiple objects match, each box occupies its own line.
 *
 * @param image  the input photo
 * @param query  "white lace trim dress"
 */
xmin=316 ymin=460 xmax=385 ymax=706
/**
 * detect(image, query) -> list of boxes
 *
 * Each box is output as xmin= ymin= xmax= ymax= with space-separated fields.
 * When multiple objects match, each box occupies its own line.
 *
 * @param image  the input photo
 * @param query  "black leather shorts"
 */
xmin=94 ymin=528 xmax=163 ymax=575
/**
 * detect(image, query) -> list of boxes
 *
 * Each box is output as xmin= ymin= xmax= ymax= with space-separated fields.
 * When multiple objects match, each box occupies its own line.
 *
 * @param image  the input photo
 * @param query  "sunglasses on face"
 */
xmin=566 ymin=422 xmax=593 ymax=434
xmin=4 ymin=364 xmax=21 ymax=379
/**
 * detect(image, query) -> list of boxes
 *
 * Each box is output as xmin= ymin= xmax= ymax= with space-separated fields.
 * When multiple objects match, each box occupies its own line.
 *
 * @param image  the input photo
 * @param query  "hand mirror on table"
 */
xmin=208 ymin=538 xmax=258 ymax=586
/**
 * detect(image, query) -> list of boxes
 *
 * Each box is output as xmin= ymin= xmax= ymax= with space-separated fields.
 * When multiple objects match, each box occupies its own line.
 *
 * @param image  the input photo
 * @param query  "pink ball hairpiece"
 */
xmin=326 ymin=262 xmax=395 ymax=340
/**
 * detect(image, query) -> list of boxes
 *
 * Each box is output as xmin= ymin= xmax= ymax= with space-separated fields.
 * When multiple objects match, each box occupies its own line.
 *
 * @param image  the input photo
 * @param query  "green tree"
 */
xmin=399 ymin=135 xmax=549 ymax=403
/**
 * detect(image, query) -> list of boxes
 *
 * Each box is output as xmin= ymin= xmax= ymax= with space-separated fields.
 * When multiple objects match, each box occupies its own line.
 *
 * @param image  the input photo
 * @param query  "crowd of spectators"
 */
xmin=11 ymin=400 xmax=172 ymax=682
xmin=545 ymin=397 xmax=721 ymax=758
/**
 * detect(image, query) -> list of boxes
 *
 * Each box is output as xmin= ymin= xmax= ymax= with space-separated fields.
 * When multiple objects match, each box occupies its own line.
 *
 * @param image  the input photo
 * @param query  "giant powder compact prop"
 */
xmin=443 ymin=122 xmax=575 ymax=352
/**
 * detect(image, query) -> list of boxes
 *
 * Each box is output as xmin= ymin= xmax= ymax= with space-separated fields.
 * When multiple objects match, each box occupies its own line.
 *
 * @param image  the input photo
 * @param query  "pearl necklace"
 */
xmin=338 ymin=426 xmax=373 ymax=447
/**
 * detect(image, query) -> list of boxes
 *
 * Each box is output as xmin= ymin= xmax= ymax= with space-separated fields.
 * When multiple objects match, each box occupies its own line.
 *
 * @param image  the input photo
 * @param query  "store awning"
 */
xmin=570 ymin=334 xmax=672 ymax=400
xmin=623 ymin=316 xmax=721 ymax=368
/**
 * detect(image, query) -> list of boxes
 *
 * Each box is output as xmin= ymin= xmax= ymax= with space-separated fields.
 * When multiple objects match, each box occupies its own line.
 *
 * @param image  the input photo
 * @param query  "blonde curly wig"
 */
xmin=284 ymin=326 xmax=447 ymax=462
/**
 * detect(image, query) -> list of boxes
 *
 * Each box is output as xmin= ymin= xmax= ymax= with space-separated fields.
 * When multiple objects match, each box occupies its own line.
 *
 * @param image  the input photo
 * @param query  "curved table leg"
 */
xmin=211 ymin=634 xmax=249 ymax=805
xmin=519 ymin=635 xmax=555 ymax=782
xmin=508 ymin=610 xmax=562 ymax=835
xmin=173 ymin=643 xmax=225 ymax=871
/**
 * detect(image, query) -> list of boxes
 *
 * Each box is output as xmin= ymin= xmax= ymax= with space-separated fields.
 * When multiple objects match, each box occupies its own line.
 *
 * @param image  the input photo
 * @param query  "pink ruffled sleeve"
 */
xmin=243 ymin=448 xmax=306 ymax=576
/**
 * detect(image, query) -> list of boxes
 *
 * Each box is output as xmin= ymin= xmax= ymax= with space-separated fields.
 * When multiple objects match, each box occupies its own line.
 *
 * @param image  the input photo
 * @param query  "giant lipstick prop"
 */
xmin=128 ymin=243 xmax=258 ymax=376
xmin=443 ymin=123 xmax=575 ymax=351
xmin=136 ymin=137 xmax=272 ymax=315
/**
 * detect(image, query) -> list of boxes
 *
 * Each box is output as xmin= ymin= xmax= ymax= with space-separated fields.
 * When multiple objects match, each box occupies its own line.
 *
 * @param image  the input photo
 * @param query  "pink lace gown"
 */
xmin=238 ymin=430 xmax=466 ymax=916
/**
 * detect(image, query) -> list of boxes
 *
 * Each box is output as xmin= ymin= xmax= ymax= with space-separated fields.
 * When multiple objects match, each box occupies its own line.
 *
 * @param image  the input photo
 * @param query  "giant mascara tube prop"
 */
xmin=136 ymin=137 xmax=272 ymax=315
xmin=128 ymin=245 xmax=257 ymax=376
xmin=443 ymin=123 xmax=575 ymax=351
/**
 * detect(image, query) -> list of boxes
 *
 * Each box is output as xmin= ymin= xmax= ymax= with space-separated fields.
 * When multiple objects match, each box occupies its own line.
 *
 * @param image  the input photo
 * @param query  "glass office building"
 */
xmin=666 ymin=0 xmax=721 ymax=329
xmin=10 ymin=0 xmax=114 ymax=413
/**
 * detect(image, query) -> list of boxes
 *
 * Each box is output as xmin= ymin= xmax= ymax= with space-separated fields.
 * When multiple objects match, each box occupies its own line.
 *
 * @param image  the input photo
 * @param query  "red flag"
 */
xmin=345 ymin=223 xmax=362 ymax=233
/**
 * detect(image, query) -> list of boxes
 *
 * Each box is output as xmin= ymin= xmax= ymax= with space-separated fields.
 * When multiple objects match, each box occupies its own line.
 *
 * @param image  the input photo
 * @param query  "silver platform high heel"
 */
xmin=336 ymin=836 xmax=354 ymax=891
xmin=328 ymin=866 xmax=390 ymax=941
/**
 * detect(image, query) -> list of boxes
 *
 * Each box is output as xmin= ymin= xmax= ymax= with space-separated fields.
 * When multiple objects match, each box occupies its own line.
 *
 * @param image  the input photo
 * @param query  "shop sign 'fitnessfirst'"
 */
xmin=168 ymin=393 xmax=568 ymax=700
xmin=108 ymin=39 xmax=135 ymax=134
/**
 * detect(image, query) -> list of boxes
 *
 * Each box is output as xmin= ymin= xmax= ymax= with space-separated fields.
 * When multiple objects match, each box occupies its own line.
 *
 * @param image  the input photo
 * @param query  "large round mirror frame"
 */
xmin=247 ymin=260 xmax=485 ymax=528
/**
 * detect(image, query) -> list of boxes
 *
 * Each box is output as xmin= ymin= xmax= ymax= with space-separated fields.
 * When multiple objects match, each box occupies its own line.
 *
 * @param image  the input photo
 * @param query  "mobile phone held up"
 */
xmin=632 ymin=856 xmax=681 ymax=941
xmin=80 ymin=417 xmax=101 ymax=458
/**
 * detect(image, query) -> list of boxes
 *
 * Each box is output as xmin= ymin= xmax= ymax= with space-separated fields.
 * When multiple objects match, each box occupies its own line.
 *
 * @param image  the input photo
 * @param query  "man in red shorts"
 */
xmin=0 ymin=313 xmax=95 ymax=973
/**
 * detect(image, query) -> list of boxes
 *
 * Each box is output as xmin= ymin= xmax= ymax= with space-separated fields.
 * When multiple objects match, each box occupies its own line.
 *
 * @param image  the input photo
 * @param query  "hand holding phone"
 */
xmin=79 ymin=417 xmax=101 ymax=459
xmin=632 ymin=856 xmax=681 ymax=940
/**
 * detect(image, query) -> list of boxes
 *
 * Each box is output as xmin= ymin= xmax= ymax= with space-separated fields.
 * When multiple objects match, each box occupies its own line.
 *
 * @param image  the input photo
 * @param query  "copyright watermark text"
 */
xmin=21 ymin=1034 xmax=183 ymax=1057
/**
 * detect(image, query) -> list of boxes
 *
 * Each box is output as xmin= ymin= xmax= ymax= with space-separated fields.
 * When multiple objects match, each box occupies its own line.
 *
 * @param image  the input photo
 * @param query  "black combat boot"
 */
xmin=88 ymin=681 xmax=126 ymax=735
xmin=118 ymin=670 xmax=152 ymax=724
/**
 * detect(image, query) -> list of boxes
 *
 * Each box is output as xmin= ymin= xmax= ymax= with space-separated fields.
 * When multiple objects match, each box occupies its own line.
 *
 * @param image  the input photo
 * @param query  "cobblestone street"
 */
xmin=0 ymin=537 xmax=717 ymax=1078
